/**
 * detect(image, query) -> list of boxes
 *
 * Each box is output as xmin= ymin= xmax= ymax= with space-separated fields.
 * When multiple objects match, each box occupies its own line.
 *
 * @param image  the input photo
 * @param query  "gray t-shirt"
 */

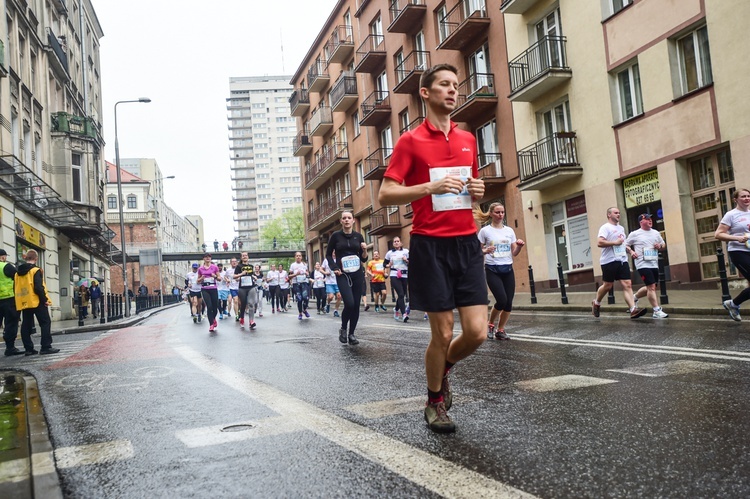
xmin=625 ymin=228 xmax=665 ymax=269
xmin=720 ymin=208 xmax=750 ymax=253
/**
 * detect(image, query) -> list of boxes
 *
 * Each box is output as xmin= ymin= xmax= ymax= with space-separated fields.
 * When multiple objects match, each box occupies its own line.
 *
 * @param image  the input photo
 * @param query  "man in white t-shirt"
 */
xmin=591 ymin=207 xmax=646 ymax=319
xmin=626 ymin=213 xmax=668 ymax=319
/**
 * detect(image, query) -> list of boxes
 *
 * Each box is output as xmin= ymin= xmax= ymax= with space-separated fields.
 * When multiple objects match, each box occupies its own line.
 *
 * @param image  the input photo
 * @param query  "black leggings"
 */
xmin=294 ymin=283 xmax=310 ymax=313
xmin=390 ymin=276 xmax=408 ymax=314
xmin=201 ymin=288 xmax=219 ymax=324
xmin=269 ymin=285 xmax=280 ymax=309
xmin=486 ymin=267 xmax=515 ymax=312
xmin=336 ymin=270 xmax=364 ymax=335
xmin=729 ymin=251 xmax=750 ymax=306
xmin=279 ymin=288 xmax=289 ymax=309
xmin=314 ymin=287 xmax=326 ymax=311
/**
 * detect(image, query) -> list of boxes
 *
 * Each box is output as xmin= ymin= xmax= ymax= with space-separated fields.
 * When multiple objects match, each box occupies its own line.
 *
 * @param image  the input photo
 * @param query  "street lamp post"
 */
xmin=114 ymin=97 xmax=151 ymax=317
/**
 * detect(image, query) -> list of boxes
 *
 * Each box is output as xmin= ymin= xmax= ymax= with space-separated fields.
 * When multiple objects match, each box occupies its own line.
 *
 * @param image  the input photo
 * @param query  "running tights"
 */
xmin=390 ymin=276 xmax=408 ymax=315
xmin=729 ymin=251 xmax=750 ymax=306
xmin=269 ymin=285 xmax=280 ymax=310
xmin=314 ymin=287 xmax=326 ymax=312
xmin=295 ymin=283 xmax=310 ymax=313
xmin=237 ymin=287 xmax=257 ymax=320
xmin=279 ymin=288 xmax=289 ymax=310
xmin=336 ymin=270 xmax=364 ymax=335
xmin=486 ymin=268 xmax=515 ymax=312
xmin=200 ymin=288 xmax=219 ymax=325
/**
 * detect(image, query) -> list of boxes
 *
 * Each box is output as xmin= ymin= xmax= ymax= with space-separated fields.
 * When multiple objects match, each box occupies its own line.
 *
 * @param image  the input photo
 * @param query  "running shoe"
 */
xmin=334 ymin=310 xmax=340 ymax=318
xmin=209 ymin=324 xmax=216 ymax=333
xmin=495 ymin=329 xmax=510 ymax=340
xmin=424 ymin=401 xmax=455 ymax=433
xmin=591 ymin=301 xmax=600 ymax=318
xmin=652 ymin=309 xmax=669 ymax=319
xmin=364 ymin=305 xmax=370 ymax=311
xmin=325 ymin=304 xmax=330 ymax=314
xmin=277 ymin=308 xmax=282 ymax=313
xmin=723 ymin=300 xmax=742 ymax=322
xmin=394 ymin=312 xmax=401 ymax=322
xmin=487 ymin=323 xmax=495 ymax=338
xmin=338 ymin=328 xmax=347 ymax=344
xmin=250 ymin=322 xmax=257 ymax=330
xmin=298 ymin=314 xmax=303 ymax=320
xmin=192 ymin=315 xmax=197 ymax=324
xmin=304 ymin=310 xmax=310 ymax=318
xmin=272 ymin=309 xmax=275 ymax=314
xmin=381 ymin=306 xmax=388 ymax=312
xmin=236 ymin=315 xmax=240 ymax=322
xmin=219 ymin=314 xmax=224 ymax=320
xmin=239 ymin=318 xmax=245 ymax=328
xmin=630 ymin=307 xmax=647 ymax=319
xmin=441 ymin=375 xmax=452 ymax=411
xmin=258 ymin=313 xmax=263 ymax=317
xmin=348 ymin=334 xmax=359 ymax=345
xmin=423 ymin=313 xmax=428 ymax=321
xmin=197 ymin=314 xmax=202 ymax=323
xmin=403 ymin=315 xmax=409 ymax=323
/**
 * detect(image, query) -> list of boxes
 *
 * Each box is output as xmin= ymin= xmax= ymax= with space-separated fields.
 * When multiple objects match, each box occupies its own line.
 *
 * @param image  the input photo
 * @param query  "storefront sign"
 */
xmin=15 ymin=218 xmax=46 ymax=249
xmin=568 ymin=216 xmax=593 ymax=270
xmin=623 ymin=170 xmax=660 ymax=208
xmin=565 ymin=195 xmax=587 ymax=217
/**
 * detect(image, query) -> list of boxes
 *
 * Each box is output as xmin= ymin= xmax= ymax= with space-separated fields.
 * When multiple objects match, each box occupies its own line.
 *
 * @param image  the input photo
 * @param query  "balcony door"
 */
xmin=468 ymin=43 xmax=491 ymax=92
xmin=476 ymin=120 xmax=497 ymax=167
xmin=541 ymin=101 xmax=572 ymax=164
xmin=370 ymin=16 xmax=383 ymax=37
xmin=414 ymin=31 xmax=427 ymax=69
xmin=381 ymin=126 xmax=393 ymax=154
xmin=464 ymin=0 xmax=487 ymax=17
xmin=535 ymin=8 xmax=563 ymax=69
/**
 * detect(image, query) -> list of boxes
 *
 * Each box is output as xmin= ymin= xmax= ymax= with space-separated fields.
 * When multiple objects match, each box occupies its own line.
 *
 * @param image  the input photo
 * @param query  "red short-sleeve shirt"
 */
xmin=384 ymin=119 xmax=478 ymax=238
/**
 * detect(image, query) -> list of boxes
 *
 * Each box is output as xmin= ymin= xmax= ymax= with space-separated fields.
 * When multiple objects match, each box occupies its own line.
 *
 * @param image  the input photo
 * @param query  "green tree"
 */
xmin=260 ymin=207 xmax=304 ymax=266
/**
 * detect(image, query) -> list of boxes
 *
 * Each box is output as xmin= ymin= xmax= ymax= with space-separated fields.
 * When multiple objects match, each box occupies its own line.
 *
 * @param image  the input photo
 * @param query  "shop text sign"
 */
xmin=623 ymin=170 xmax=660 ymax=208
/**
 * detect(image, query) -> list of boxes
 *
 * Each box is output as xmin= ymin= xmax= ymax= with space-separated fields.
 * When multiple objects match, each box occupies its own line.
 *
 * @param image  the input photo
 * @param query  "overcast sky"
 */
xmin=94 ymin=0 xmax=333 ymax=244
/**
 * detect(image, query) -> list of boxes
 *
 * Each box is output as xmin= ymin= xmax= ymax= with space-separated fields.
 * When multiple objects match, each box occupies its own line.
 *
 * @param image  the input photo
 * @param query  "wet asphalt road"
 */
xmin=4 ymin=303 xmax=750 ymax=498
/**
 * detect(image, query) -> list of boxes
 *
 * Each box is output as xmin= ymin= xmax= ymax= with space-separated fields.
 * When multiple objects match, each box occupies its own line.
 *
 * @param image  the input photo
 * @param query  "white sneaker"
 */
xmin=652 ymin=309 xmax=669 ymax=319
xmin=723 ymin=300 xmax=742 ymax=322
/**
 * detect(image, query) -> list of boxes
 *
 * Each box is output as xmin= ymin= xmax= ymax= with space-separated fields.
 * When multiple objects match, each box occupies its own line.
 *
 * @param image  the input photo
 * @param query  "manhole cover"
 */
xmin=221 ymin=424 xmax=255 ymax=433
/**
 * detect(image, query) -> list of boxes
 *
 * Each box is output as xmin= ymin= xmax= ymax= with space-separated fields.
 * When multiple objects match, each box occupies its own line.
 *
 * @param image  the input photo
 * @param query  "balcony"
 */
xmin=360 ymin=91 xmax=391 ymax=127
xmin=517 ymin=132 xmax=582 ymax=191
xmin=477 ymin=153 xmax=504 ymax=184
xmin=363 ymin=148 xmax=393 ymax=181
xmin=293 ymin=129 xmax=312 ymax=156
xmin=327 ymin=25 xmax=354 ymax=65
xmin=308 ymin=191 xmax=353 ymax=231
xmin=388 ymin=0 xmax=427 ymax=33
xmin=500 ymin=0 xmax=542 ymax=14
xmin=370 ymin=207 xmax=402 ymax=235
xmin=50 ymin=112 xmax=98 ymax=140
xmin=437 ymin=0 xmax=490 ymax=51
xmin=451 ymin=73 xmax=497 ymax=123
xmin=308 ymin=59 xmax=330 ymax=93
xmin=46 ymin=28 xmax=69 ymax=76
xmin=509 ymin=36 xmax=572 ymax=102
xmin=304 ymin=142 xmax=349 ymax=190
xmin=403 ymin=203 xmax=413 ymax=219
xmin=331 ymin=74 xmax=358 ymax=112
xmin=399 ymin=116 xmax=424 ymax=135
xmin=289 ymin=88 xmax=310 ymax=117
xmin=393 ymin=51 xmax=430 ymax=94
xmin=309 ymin=106 xmax=333 ymax=137
xmin=354 ymin=35 xmax=386 ymax=74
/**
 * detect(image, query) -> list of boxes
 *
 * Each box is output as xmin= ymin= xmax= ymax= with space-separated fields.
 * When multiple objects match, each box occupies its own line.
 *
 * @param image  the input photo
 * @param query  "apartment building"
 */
xmin=503 ymin=0 xmax=750 ymax=288
xmin=291 ymin=0 xmax=525 ymax=278
xmin=0 ymin=0 xmax=113 ymax=320
xmin=227 ymin=76 xmax=301 ymax=246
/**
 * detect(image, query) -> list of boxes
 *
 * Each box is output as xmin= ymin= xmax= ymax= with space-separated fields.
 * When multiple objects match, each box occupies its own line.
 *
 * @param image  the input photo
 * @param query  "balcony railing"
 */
xmin=360 ymin=91 xmax=391 ymax=127
xmin=437 ymin=0 xmax=490 ymax=51
xmin=327 ymin=25 xmax=354 ymax=64
xmin=388 ymin=0 xmax=427 ymax=33
xmin=477 ymin=153 xmax=504 ymax=183
xmin=509 ymin=35 xmax=571 ymax=101
xmin=308 ymin=191 xmax=353 ymax=231
xmin=363 ymin=148 xmax=393 ymax=181
xmin=452 ymin=73 xmax=497 ymax=122
xmin=355 ymin=34 xmax=386 ymax=73
xmin=518 ymin=132 xmax=582 ymax=190
xmin=50 ymin=112 xmax=98 ymax=139
xmin=393 ymin=50 xmax=430 ymax=94
xmin=293 ymin=129 xmax=312 ymax=156
xmin=304 ymin=142 xmax=349 ymax=190
xmin=308 ymin=59 xmax=330 ymax=93
xmin=330 ymin=74 xmax=358 ymax=112
xmin=309 ymin=106 xmax=333 ymax=136
xmin=289 ymin=88 xmax=310 ymax=117
xmin=46 ymin=28 xmax=69 ymax=75
xmin=370 ymin=206 xmax=401 ymax=235
xmin=399 ymin=116 xmax=424 ymax=135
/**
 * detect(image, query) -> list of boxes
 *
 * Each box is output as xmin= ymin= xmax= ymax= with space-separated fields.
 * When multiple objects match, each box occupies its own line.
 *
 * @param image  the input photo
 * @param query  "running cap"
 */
xmin=638 ymin=213 xmax=653 ymax=222
xmin=192 ymin=263 xmax=199 ymax=268
xmin=203 ymin=253 xmax=212 ymax=258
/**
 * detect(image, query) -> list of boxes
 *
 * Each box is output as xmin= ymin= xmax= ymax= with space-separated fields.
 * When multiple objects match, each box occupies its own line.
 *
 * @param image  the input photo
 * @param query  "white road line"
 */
xmin=54 ymin=440 xmax=134 ymax=469
xmin=0 ymin=457 xmax=29 ymax=484
xmin=511 ymin=334 xmax=750 ymax=362
xmin=514 ymin=375 xmax=618 ymax=392
xmin=345 ymin=395 xmax=477 ymax=419
xmin=174 ymin=344 xmax=537 ymax=499
xmin=511 ymin=311 xmax=735 ymax=322
xmin=176 ymin=417 xmax=303 ymax=448
xmin=606 ymin=360 xmax=729 ymax=377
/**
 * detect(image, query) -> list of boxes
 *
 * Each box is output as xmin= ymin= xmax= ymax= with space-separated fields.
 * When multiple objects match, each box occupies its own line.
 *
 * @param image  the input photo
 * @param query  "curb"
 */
xmin=23 ymin=375 xmax=63 ymax=499
xmin=51 ymin=302 xmax=184 ymax=336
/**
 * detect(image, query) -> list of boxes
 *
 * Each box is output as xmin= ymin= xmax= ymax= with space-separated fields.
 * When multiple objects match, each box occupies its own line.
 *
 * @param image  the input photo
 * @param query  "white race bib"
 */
xmin=240 ymin=275 xmax=254 ymax=287
xmin=429 ymin=166 xmax=472 ymax=212
xmin=643 ymin=249 xmax=658 ymax=261
xmin=746 ymin=233 xmax=750 ymax=250
xmin=613 ymin=244 xmax=626 ymax=257
xmin=202 ymin=277 xmax=215 ymax=286
xmin=494 ymin=240 xmax=511 ymax=258
xmin=341 ymin=255 xmax=361 ymax=273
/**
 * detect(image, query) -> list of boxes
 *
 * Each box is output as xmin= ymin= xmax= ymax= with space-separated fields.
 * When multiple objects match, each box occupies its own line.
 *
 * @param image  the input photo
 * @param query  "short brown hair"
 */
xmin=419 ymin=63 xmax=458 ymax=90
xmin=25 ymin=249 xmax=38 ymax=261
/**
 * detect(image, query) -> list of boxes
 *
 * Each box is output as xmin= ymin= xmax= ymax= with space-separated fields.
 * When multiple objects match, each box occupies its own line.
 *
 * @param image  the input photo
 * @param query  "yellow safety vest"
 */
xmin=14 ymin=267 xmax=51 ymax=310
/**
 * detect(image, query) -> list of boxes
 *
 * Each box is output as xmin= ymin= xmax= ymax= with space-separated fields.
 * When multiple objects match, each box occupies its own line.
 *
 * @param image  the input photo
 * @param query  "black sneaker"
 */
xmin=4 ymin=348 xmax=24 ymax=356
xmin=424 ymin=401 xmax=455 ymax=433
xmin=495 ymin=329 xmax=511 ymax=340
xmin=338 ymin=328 xmax=347 ymax=344
xmin=25 ymin=349 xmax=39 ymax=356
xmin=40 ymin=348 xmax=61 ymax=355
xmin=348 ymin=334 xmax=359 ymax=345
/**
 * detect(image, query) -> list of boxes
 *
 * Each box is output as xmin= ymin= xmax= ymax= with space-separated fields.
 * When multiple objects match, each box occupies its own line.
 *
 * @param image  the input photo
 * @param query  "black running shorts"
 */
xmin=408 ymin=234 xmax=487 ymax=312
xmin=601 ymin=260 xmax=631 ymax=283
xmin=637 ymin=267 xmax=659 ymax=286
xmin=370 ymin=281 xmax=386 ymax=293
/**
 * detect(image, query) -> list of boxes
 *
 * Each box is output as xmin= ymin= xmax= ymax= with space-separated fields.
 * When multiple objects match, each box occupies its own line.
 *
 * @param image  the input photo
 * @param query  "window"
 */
xmin=476 ymin=120 xmax=497 ymax=166
xmin=108 ymin=196 xmax=117 ymax=210
xmin=72 ymin=153 xmax=82 ymax=202
xmin=353 ymin=111 xmax=360 ymax=137
xmin=609 ymin=0 xmax=632 ymax=16
xmin=356 ymin=161 xmax=364 ymax=189
xmin=127 ymin=195 xmax=137 ymax=209
xmin=399 ymin=110 xmax=410 ymax=134
xmin=380 ymin=126 xmax=393 ymax=152
xmin=437 ymin=5 xmax=449 ymax=43
xmin=616 ymin=62 xmax=643 ymax=121
xmin=677 ymin=26 xmax=713 ymax=94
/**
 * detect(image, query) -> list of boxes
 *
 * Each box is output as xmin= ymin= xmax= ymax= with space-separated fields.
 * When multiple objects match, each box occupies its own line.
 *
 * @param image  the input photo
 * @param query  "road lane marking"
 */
xmin=174 ymin=344 xmax=537 ymax=499
xmin=345 ymin=395 xmax=477 ymax=419
xmin=607 ymin=360 xmax=730 ymax=377
xmin=176 ymin=416 xmax=303 ymax=448
xmin=54 ymin=440 xmax=134 ymax=469
xmin=514 ymin=375 xmax=618 ymax=392
xmin=0 ymin=457 xmax=29 ymax=484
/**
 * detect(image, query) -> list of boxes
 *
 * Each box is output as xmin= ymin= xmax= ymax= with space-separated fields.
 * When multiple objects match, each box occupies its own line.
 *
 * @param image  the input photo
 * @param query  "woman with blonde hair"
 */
xmin=475 ymin=202 xmax=525 ymax=339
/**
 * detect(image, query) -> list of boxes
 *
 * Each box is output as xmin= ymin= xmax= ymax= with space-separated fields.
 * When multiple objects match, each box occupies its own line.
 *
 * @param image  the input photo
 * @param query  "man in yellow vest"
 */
xmin=0 ymin=249 xmax=23 ymax=356
xmin=14 ymin=249 xmax=59 ymax=355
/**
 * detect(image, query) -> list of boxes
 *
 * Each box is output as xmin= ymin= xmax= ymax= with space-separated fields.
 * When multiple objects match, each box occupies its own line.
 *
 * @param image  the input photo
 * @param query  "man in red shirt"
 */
xmin=379 ymin=64 xmax=486 ymax=433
